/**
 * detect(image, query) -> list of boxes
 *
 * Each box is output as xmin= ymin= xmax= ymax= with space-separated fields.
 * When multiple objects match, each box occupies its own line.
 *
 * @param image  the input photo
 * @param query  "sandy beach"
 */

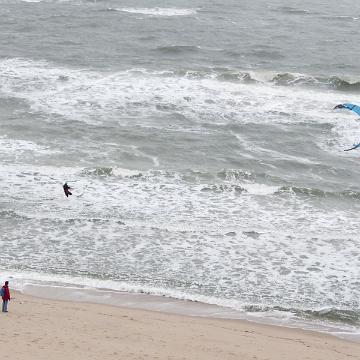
xmin=0 ymin=291 xmax=358 ymax=360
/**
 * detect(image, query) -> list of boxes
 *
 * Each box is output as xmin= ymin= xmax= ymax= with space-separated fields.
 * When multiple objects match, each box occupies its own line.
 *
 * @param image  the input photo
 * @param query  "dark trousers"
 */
xmin=2 ymin=300 xmax=8 ymax=312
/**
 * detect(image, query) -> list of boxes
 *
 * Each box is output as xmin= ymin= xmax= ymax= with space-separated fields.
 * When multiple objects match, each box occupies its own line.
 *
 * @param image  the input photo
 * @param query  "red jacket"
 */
xmin=2 ymin=286 xmax=10 ymax=301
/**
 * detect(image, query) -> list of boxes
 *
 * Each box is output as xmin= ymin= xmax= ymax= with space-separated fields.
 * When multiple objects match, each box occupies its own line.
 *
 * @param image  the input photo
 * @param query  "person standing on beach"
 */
xmin=1 ymin=281 xmax=11 ymax=312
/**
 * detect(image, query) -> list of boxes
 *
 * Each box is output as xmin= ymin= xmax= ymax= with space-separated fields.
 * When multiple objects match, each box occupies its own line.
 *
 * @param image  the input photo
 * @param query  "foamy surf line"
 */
xmin=5 ymin=271 xmax=360 ymax=342
xmin=115 ymin=8 xmax=197 ymax=17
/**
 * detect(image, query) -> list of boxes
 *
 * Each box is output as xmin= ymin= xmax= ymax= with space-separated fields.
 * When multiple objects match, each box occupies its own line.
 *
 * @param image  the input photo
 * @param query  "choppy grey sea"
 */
xmin=1 ymin=0 xmax=359 ymax=340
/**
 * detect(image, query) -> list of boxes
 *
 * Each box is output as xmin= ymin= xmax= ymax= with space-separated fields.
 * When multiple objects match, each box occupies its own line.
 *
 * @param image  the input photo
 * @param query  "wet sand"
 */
xmin=1 ymin=291 xmax=359 ymax=360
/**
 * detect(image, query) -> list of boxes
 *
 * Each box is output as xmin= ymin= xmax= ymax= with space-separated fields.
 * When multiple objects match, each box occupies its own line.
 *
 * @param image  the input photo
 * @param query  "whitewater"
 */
xmin=0 ymin=0 xmax=359 ymax=340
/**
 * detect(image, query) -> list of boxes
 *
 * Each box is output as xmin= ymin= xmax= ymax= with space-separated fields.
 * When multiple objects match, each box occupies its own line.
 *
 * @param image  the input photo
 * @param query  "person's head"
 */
xmin=4 ymin=281 xmax=8 ymax=286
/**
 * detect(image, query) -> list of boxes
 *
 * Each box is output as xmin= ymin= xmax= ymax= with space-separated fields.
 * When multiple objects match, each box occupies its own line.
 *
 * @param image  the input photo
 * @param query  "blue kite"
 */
xmin=334 ymin=103 xmax=360 ymax=151
xmin=334 ymin=103 xmax=360 ymax=116
xmin=344 ymin=143 xmax=360 ymax=152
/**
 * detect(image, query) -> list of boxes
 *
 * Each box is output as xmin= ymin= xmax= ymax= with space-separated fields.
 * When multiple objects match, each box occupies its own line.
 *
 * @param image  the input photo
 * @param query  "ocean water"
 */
xmin=1 ymin=0 xmax=360 ymax=339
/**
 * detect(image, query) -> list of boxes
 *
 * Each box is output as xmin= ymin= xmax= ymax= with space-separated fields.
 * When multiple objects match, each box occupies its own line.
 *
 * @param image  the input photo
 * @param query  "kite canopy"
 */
xmin=334 ymin=103 xmax=360 ymax=116
xmin=344 ymin=142 xmax=360 ymax=152
xmin=334 ymin=103 xmax=360 ymax=151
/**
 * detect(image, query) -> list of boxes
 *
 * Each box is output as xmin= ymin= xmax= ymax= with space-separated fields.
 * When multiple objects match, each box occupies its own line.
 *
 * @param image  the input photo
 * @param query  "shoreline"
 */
xmin=2 ymin=290 xmax=360 ymax=360
xmin=10 ymin=281 xmax=360 ymax=344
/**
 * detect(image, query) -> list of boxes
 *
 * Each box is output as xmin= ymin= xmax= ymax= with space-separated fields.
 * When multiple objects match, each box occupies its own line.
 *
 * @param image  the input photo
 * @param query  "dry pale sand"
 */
xmin=0 ymin=291 xmax=359 ymax=360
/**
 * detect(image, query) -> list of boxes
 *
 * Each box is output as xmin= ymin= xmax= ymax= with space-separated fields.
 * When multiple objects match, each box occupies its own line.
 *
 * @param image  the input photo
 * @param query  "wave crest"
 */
xmin=244 ymin=304 xmax=359 ymax=326
xmin=81 ymin=167 xmax=114 ymax=177
xmin=277 ymin=186 xmax=360 ymax=200
xmin=116 ymin=7 xmax=197 ymax=17
xmin=172 ymin=69 xmax=360 ymax=93
xmin=271 ymin=72 xmax=360 ymax=92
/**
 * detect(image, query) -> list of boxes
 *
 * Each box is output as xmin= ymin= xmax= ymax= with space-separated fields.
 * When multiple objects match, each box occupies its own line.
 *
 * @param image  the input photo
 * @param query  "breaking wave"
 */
xmin=244 ymin=304 xmax=359 ymax=326
xmin=77 ymin=167 xmax=360 ymax=200
xmin=149 ymin=68 xmax=360 ymax=93
xmin=115 ymin=8 xmax=197 ymax=17
xmin=167 ymin=69 xmax=360 ymax=92
xmin=271 ymin=73 xmax=360 ymax=92
xmin=81 ymin=167 xmax=115 ymax=177
xmin=1 ymin=58 xmax=359 ymax=131
xmin=277 ymin=186 xmax=360 ymax=200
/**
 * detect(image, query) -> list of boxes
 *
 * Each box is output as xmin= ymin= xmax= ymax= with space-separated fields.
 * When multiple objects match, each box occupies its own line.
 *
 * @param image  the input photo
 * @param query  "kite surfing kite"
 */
xmin=344 ymin=143 xmax=360 ymax=152
xmin=334 ymin=103 xmax=360 ymax=151
xmin=334 ymin=103 xmax=360 ymax=116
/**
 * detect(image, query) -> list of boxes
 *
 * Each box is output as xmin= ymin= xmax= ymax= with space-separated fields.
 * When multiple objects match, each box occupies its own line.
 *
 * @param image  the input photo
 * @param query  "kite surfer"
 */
xmin=63 ymin=182 xmax=72 ymax=197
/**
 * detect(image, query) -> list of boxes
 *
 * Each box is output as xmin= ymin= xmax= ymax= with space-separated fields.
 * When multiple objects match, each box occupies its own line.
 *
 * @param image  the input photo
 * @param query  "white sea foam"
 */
xmin=116 ymin=8 xmax=197 ymax=17
xmin=241 ymin=183 xmax=280 ymax=195
xmin=1 ymin=163 xmax=359 ymax=303
xmin=1 ymin=0 xmax=360 ymax=340
xmin=0 ymin=60 xmax=342 ymax=123
xmin=0 ymin=58 xmax=359 ymax=156
xmin=0 ymin=136 xmax=59 ymax=156
xmin=2 ymin=268 xmax=360 ymax=341
xmin=0 ymin=153 xmax=359 ymax=341
xmin=1 ymin=62 xmax=359 ymax=319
